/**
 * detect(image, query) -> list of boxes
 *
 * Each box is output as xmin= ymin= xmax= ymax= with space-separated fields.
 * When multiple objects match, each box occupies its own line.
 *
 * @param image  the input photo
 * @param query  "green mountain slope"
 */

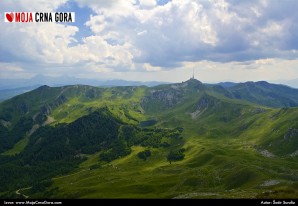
xmin=0 ymin=79 xmax=298 ymax=198
xmin=227 ymin=81 xmax=298 ymax=107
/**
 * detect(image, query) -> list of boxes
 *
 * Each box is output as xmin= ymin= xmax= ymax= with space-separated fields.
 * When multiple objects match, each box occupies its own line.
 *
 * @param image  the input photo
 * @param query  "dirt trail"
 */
xmin=15 ymin=187 xmax=31 ymax=199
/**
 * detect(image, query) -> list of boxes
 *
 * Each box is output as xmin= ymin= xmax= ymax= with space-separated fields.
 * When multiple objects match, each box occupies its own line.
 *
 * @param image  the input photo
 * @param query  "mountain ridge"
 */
xmin=1 ymin=75 xmax=297 ymax=102
xmin=0 ymin=78 xmax=298 ymax=198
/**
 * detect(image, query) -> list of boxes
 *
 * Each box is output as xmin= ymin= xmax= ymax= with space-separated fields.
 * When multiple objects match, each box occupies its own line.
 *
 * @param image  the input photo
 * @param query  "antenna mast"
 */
xmin=192 ymin=68 xmax=195 ymax=79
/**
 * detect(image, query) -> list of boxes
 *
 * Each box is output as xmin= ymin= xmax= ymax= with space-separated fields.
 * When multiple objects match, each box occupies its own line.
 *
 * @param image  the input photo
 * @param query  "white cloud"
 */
xmin=142 ymin=63 xmax=161 ymax=71
xmin=82 ymin=0 xmax=298 ymax=68
xmin=82 ymin=0 xmax=222 ymax=67
xmin=75 ymin=0 xmax=137 ymax=16
xmin=0 ymin=63 xmax=24 ymax=73
xmin=0 ymin=62 xmax=33 ymax=79
xmin=255 ymin=58 xmax=275 ymax=65
xmin=0 ymin=0 xmax=297 ymax=84
xmin=85 ymin=15 xmax=106 ymax=34
xmin=0 ymin=0 xmax=68 ymax=12
xmin=261 ymin=21 xmax=284 ymax=38
xmin=0 ymin=22 xmax=78 ymax=64
xmin=139 ymin=0 xmax=157 ymax=9
xmin=137 ymin=30 xmax=147 ymax=36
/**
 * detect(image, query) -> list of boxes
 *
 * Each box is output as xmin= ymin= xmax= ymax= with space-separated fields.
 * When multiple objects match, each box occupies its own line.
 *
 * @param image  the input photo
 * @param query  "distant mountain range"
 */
xmin=0 ymin=75 xmax=169 ymax=89
xmin=0 ymin=75 xmax=169 ymax=101
xmin=1 ymin=75 xmax=298 ymax=103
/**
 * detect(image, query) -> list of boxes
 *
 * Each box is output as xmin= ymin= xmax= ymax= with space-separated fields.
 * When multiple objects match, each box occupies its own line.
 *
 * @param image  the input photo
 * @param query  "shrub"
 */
xmin=137 ymin=150 xmax=151 ymax=161
xmin=167 ymin=149 xmax=185 ymax=164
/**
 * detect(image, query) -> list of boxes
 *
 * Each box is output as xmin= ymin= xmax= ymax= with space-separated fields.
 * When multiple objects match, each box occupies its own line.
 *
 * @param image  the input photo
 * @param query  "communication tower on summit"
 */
xmin=191 ymin=68 xmax=195 ymax=79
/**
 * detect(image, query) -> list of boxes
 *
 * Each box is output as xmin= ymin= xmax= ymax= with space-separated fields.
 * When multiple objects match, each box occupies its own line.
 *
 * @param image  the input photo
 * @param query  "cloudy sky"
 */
xmin=0 ymin=0 xmax=298 ymax=86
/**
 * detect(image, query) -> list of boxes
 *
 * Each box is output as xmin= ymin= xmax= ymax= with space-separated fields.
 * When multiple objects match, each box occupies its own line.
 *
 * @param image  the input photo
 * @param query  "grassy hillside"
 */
xmin=38 ymin=105 xmax=298 ymax=198
xmin=0 ymin=79 xmax=298 ymax=199
xmin=228 ymin=81 xmax=298 ymax=107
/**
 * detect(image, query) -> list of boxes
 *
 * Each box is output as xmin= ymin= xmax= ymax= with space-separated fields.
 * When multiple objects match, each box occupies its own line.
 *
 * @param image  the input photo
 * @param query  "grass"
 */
xmin=43 ymin=86 xmax=298 ymax=198
xmin=2 ymin=136 xmax=29 ymax=156
xmin=46 ymin=132 xmax=298 ymax=198
xmin=2 ymin=82 xmax=298 ymax=199
xmin=50 ymin=87 xmax=147 ymax=125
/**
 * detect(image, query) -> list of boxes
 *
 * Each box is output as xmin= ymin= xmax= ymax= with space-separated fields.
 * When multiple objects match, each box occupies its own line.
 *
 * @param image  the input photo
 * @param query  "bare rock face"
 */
xmin=195 ymin=95 xmax=215 ymax=110
xmin=16 ymin=102 xmax=29 ymax=114
xmin=141 ymin=79 xmax=205 ymax=112
xmin=35 ymin=95 xmax=67 ymax=124
xmin=0 ymin=119 xmax=11 ymax=128
xmin=142 ymin=89 xmax=183 ymax=108
xmin=195 ymin=94 xmax=222 ymax=111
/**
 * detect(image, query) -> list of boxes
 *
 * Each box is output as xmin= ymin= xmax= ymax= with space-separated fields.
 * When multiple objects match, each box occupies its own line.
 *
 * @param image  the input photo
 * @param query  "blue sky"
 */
xmin=0 ymin=0 xmax=298 ymax=87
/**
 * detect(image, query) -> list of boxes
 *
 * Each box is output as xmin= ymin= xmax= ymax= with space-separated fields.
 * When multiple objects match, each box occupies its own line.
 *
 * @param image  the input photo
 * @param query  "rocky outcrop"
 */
xmin=258 ymin=149 xmax=275 ymax=158
xmin=260 ymin=180 xmax=280 ymax=187
xmin=141 ymin=88 xmax=184 ymax=111
xmin=290 ymin=150 xmax=298 ymax=157
xmin=15 ymin=102 xmax=29 ymax=114
xmin=39 ymin=95 xmax=66 ymax=115
xmin=35 ymin=95 xmax=67 ymax=124
xmin=284 ymin=128 xmax=298 ymax=140
xmin=141 ymin=79 xmax=205 ymax=112
xmin=195 ymin=95 xmax=215 ymax=110
xmin=195 ymin=95 xmax=221 ymax=111
xmin=0 ymin=119 xmax=11 ymax=128
xmin=190 ymin=95 xmax=221 ymax=119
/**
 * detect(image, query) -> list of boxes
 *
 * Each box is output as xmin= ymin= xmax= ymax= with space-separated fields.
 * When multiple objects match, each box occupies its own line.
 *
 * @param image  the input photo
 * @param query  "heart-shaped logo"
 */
xmin=6 ymin=12 xmax=14 ymax=22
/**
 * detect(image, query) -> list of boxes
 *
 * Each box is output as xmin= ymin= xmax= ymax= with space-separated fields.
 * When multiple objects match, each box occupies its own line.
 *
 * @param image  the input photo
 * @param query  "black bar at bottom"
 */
xmin=1 ymin=199 xmax=298 ymax=206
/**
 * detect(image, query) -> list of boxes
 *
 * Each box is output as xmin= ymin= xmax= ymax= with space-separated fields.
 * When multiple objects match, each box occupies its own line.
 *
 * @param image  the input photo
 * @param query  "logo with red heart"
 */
xmin=5 ymin=12 xmax=14 ymax=22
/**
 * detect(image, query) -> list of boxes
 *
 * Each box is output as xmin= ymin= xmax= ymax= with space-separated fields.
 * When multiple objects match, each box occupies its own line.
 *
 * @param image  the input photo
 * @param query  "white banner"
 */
xmin=4 ymin=12 xmax=75 ymax=23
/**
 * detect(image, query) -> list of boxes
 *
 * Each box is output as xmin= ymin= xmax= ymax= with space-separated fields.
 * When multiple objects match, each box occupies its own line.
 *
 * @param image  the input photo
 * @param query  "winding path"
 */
xmin=15 ymin=187 xmax=31 ymax=199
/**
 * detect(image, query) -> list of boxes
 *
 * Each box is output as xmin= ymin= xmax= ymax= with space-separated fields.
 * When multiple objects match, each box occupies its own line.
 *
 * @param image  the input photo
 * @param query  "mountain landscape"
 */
xmin=0 ymin=75 xmax=169 ymax=101
xmin=0 ymin=78 xmax=298 ymax=199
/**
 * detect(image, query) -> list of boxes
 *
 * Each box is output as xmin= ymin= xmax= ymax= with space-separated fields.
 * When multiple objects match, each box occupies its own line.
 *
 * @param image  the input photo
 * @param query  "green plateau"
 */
xmin=0 ymin=79 xmax=298 ymax=199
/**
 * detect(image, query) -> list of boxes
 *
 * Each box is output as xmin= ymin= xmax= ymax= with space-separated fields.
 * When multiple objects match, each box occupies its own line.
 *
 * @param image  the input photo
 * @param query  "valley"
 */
xmin=0 ymin=79 xmax=298 ymax=199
